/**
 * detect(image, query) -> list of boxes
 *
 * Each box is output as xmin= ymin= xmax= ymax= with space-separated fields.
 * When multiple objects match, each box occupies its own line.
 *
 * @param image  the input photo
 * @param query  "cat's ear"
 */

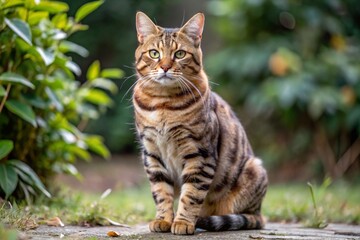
xmin=180 ymin=13 xmax=205 ymax=47
xmin=136 ymin=12 xmax=158 ymax=44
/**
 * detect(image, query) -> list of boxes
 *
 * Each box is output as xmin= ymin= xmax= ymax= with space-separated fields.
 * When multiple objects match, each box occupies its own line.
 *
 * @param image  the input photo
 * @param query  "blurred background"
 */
xmin=58 ymin=0 xmax=360 ymax=186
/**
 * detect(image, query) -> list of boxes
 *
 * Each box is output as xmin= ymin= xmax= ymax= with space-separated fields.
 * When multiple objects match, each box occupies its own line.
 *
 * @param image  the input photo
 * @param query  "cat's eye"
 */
xmin=175 ymin=50 xmax=186 ymax=59
xmin=149 ymin=50 xmax=160 ymax=59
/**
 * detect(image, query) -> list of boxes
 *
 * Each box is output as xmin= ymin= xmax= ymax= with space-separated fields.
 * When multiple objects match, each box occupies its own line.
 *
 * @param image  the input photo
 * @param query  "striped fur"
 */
xmin=134 ymin=12 xmax=268 ymax=235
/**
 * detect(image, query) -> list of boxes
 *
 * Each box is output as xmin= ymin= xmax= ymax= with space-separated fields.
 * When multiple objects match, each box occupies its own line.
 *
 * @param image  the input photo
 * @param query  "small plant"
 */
xmin=0 ymin=0 xmax=123 ymax=201
xmin=305 ymin=178 xmax=331 ymax=228
xmin=0 ymin=200 xmax=38 ymax=231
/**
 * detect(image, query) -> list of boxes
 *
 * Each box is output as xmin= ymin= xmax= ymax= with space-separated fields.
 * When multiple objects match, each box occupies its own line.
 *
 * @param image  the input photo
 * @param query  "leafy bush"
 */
xmin=0 ymin=0 xmax=123 ymax=201
xmin=206 ymin=0 xmax=360 ymax=179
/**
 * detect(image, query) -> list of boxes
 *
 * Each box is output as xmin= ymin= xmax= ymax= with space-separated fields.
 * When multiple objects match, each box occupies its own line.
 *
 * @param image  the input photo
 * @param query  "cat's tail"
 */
xmin=195 ymin=214 xmax=265 ymax=231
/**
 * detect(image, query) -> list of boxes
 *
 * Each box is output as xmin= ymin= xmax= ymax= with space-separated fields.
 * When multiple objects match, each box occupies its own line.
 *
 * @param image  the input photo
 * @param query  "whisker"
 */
xmin=120 ymin=73 xmax=139 ymax=91
xmin=123 ymin=65 xmax=136 ymax=70
xmin=129 ymin=76 xmax=153 ymax=101
xmin=209 ymin=80 xmax=220 ymax=86
xmin=179 ymin=75 xmax=206 ymax=108
xmin=121 ymin=75 xmax=152 ymax=102
xmin=177 ymin=77 xmax=197 ymax=103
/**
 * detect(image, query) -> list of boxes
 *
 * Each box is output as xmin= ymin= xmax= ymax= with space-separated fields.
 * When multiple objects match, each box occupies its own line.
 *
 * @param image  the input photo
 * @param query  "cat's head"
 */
xmin=135 ymin=12 xmax=205 ymax=87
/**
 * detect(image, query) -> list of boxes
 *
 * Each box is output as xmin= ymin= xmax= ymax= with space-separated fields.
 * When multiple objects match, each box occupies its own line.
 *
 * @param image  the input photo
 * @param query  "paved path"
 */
xmin=26 ymin=222 xmax=360 ymax=240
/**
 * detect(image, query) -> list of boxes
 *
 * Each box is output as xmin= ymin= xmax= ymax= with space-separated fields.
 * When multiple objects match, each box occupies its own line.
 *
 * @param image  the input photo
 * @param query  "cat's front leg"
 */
xmin=142 ymin=149 xmax=175 ymax=232
xmin=172 ymin=149 xmax=215 ymax=235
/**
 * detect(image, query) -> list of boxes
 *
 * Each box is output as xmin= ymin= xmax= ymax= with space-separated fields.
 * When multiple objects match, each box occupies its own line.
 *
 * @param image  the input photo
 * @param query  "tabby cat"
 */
xmin=133 ymin=12 xmax=268 ymax=235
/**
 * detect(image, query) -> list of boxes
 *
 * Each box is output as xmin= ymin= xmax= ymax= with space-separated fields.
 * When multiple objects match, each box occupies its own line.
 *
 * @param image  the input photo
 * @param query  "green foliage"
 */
xmin=0 ymin=0 xmax=123 ymax=201
xmin=206 ymin=0 xmax=360 ymax=178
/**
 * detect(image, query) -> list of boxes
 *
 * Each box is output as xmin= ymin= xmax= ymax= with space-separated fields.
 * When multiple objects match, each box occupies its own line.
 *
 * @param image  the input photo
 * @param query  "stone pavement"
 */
xmin=25 ymin=222 xmax=360 ymax=240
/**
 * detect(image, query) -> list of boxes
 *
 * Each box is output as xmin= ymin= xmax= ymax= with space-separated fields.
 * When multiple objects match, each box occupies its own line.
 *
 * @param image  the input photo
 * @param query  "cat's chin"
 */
xmin=154 ymin=77 xmax=177 ymax=86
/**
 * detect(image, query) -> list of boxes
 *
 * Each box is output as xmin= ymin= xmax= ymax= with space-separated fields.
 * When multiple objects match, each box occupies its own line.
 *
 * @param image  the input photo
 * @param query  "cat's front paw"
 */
xmin=171 ymin=220 xmax=195 ymax=235
xmin=149 ymin=219 xmax=172 ymax=232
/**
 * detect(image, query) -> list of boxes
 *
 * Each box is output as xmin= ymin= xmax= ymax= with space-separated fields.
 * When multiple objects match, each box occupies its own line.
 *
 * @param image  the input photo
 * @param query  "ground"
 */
xmin=25 ymin=223 xmax=360 ymax=239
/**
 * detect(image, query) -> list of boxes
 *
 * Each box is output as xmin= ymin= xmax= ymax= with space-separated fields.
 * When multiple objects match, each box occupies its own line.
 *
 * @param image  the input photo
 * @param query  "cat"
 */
xmin=133 ymin=11 xmax=268 ymax=235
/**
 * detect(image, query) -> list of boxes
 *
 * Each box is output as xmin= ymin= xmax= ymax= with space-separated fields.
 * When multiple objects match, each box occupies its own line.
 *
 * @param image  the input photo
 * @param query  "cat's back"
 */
xmin=209 ymin=91 xmax=254 ymax=161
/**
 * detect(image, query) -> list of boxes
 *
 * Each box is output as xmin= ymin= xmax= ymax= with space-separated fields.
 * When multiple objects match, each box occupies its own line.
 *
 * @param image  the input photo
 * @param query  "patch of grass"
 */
xmin=263 ymin=181 xmax=360 ymax=225
xmin=1 ymin=184 xmax=155 ymax=229
xmin=103 ymin=183 xmax=155 ymax=224
xmin=0 ymin=203 xmax=38 ymax=230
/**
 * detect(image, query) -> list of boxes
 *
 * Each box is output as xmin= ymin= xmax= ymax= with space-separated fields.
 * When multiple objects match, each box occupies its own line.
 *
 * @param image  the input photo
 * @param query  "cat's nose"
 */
xmin=161 ymin=64 xmax=171 ymax=72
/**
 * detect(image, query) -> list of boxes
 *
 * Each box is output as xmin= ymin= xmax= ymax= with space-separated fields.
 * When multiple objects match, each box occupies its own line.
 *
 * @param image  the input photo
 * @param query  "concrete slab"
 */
xmin=25 ymin=222 xmax=360 ymax=240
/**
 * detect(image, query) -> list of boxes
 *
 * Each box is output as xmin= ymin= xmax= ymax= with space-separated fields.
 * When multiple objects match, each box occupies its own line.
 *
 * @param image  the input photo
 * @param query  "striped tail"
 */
xmin=195 ymin=214 xmax=264 ymax=231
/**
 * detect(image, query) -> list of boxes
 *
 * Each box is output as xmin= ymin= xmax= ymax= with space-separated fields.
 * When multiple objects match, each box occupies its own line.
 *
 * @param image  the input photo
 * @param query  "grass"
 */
xmin=263 ymin=180 xmax=360 ymax=225
xmin=1 ymin=181 xmax=359 ymax=235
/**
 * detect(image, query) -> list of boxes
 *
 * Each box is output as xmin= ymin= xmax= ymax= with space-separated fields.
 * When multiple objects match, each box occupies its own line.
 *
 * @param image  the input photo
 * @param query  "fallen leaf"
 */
xmin=107 ymin=230 xmax=120 ymax=237
xmin=101 ymin=217 xmax=130 ymax=228
xmin=46 ymin=217 xmax=65 ymax=227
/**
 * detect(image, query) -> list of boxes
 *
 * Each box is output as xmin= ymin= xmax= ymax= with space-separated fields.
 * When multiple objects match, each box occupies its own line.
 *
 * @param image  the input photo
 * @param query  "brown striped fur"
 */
xmin=133 ymin=12 xmax=268 ymax=235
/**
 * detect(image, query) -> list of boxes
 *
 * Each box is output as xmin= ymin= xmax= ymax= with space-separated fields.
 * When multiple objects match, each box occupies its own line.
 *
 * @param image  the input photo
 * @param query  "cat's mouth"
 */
xmin=155 ymin=73 xmax=176 ymax=85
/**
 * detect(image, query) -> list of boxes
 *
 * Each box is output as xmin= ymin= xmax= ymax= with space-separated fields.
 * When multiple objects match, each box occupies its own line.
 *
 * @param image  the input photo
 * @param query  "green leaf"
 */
xmin=100 ymin=68 xmax=124 ymax=79
xmin=36 ymin=47 xmax=55 ymax=66
xmin=8 ymin=160 xmax=51 ymax=198
xmin=14 ymin=167 xmax=34 ymax=186
xmin=28 ymin=11 xmax=49 ymax=25
xmin=52 ymin=13 xmax=67 ymax=29
xmin=2 ymin=0 xmax=24 ymax=9
xmin=0 ymin=72 xmax=35 ymax=89
xmin=66 ymin=60 xmax=81 ymax=76
xmin=85 ymin=135 xmax=110 ymax=158
xmin=67 ymin=145 xmax=91 ymax=161
xmin=0 ymin=85 xmax=6 ymax=97
xmin=59 ymin=40 xmax=89 ymax=57
xmin=75 ymin=0 xmax=104 ymax=22
xmin=0 ymin=140 xmax=14 ymax=159
xmin=0 ymin=164 xmax=18 ymax=199
xmin=4 ymin=18 xmax=32 ymax=46
xmin=45 ymin=87 xmax=63 ymax=112
xmin=31 ymin=1 xmax=69 ymax=14
xmin=81 ymin=89 xmax=113 ymax=106
xmin=61 ymin=163 xmax=80 ymax=177
xmin=90 ymin=78 xmax=118 ymax=94
xmin=86 ymin=60 xmax=100 ymax=81
xmin=5 ymin=100 xmax=37 ymax=127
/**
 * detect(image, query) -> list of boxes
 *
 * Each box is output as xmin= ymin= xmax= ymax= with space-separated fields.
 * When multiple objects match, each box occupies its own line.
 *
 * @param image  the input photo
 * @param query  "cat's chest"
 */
xmin=139 ymin=112 xmax=189 ymax=182
xmin=153 ymin=122 xmax=184 ymax=185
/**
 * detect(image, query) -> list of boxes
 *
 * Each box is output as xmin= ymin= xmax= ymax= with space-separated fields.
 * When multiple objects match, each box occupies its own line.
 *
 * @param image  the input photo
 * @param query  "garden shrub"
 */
xmin=0 ymin=0 xmax=123 ymax=201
